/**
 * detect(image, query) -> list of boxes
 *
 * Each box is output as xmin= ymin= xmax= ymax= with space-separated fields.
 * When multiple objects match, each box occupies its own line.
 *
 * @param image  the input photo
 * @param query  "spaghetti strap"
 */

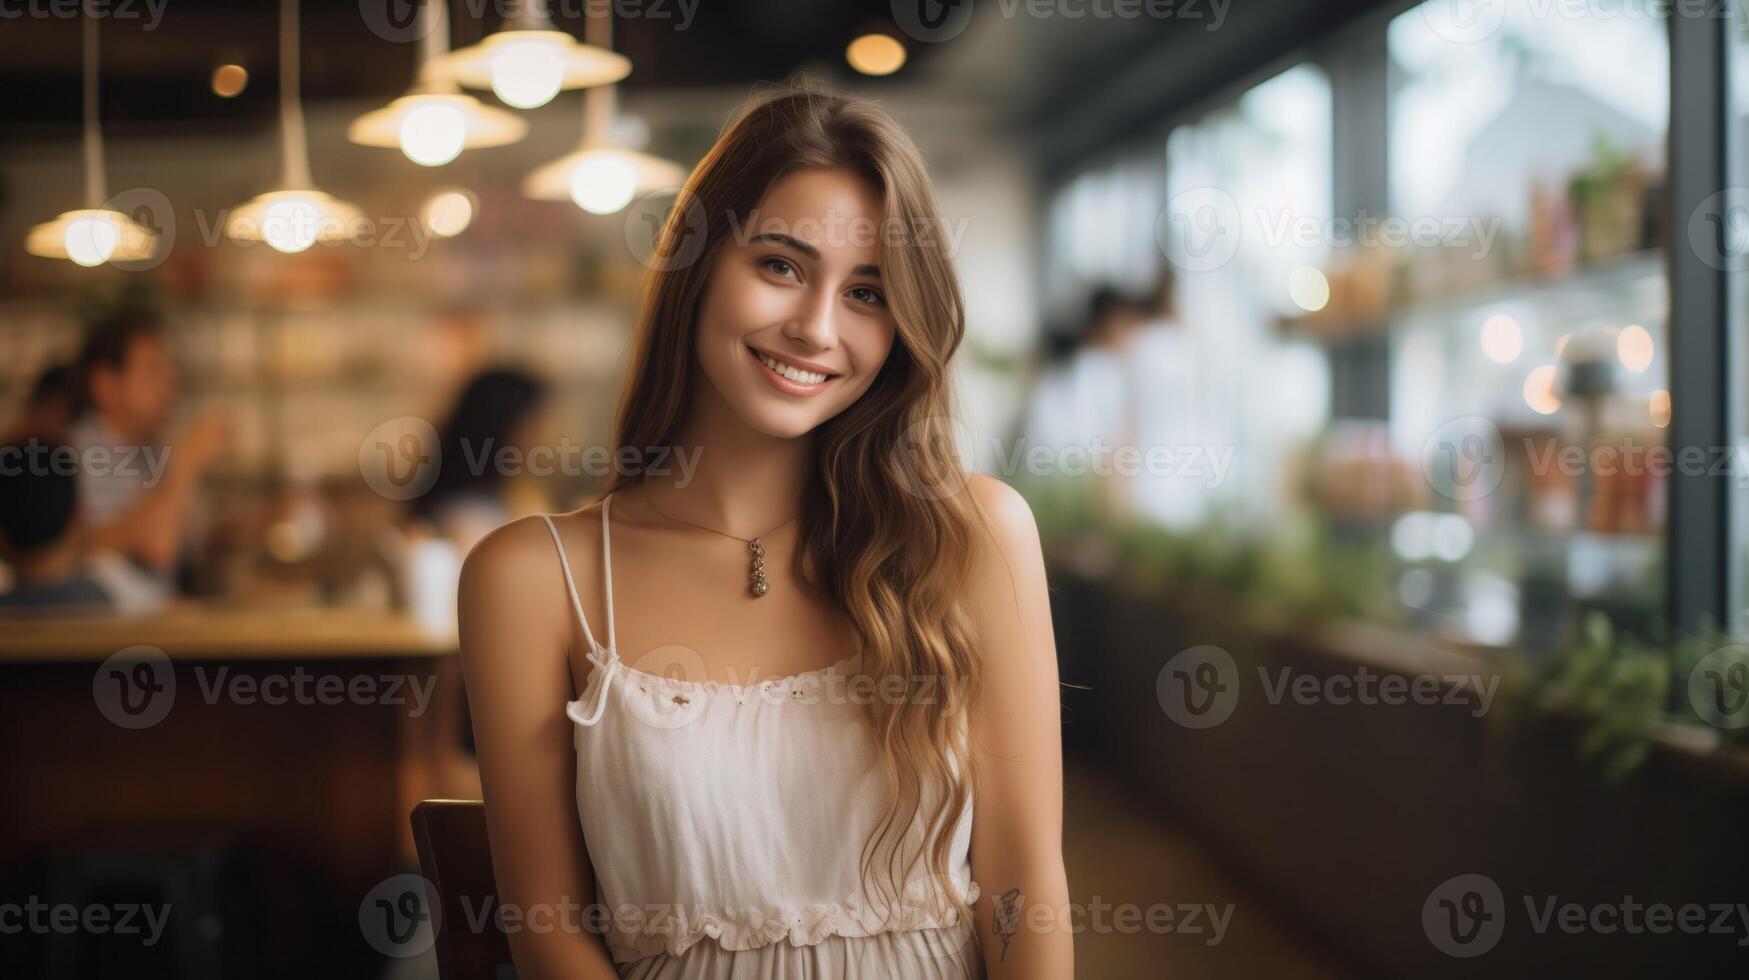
xmin=538 ymin=513 xmax=602 ymax=653
xmin=600 ymin=492 xmax=618 ymax=655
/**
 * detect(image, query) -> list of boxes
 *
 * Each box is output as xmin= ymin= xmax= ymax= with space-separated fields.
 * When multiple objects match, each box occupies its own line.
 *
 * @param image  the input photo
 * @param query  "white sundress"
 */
xmin=538 ymin=494 xmax=985 ymax=979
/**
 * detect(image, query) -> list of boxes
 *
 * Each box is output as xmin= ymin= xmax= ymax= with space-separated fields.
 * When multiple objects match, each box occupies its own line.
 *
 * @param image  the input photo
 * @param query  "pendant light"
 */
xmin=347 ymin=0 xmax=526 ymax=167
xmin=521 ymin=5 xmax=683 ymax=215
xmin=25 ymin=0 xmax=156 ymax=267
xmin=225 ymin=0 xmax=362 ymax=253
xmin=428 ymin=0 xmax=629 ymax=110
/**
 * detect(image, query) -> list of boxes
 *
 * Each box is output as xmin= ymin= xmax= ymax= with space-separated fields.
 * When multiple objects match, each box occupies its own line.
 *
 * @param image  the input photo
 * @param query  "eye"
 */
xmin=760 ymin=256 xmax=798 ymax=279
xmin=847 ymin=284 xmax=886 ymax=307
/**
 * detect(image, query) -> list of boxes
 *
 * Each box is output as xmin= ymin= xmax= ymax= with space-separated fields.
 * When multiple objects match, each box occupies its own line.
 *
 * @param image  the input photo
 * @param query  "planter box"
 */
xmin=1048 ymin=562 xmax=1749 ymax=977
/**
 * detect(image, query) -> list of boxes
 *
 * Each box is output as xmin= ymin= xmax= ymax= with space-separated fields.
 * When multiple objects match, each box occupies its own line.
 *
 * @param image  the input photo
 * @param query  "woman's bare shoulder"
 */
xmin=458 ymin=513 xmax=582 ymax=646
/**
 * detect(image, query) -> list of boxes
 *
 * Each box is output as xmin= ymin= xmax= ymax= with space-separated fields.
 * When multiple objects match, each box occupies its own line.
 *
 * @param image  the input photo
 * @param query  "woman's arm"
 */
xmin=457 ymin=517 xmax=619 ymax=979
xmin=964 ymin=474 xmax=1075 ymax=979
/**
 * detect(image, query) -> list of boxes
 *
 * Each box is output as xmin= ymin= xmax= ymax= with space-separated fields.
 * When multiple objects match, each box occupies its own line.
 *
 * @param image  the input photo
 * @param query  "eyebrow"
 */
xmin=752 ymin=233 xmax=881 ymax=278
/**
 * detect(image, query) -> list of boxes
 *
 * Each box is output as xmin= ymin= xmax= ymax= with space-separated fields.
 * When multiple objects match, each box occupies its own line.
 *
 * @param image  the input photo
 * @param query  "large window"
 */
xmin=1380 ymin=2 xmax=1670 ymax=650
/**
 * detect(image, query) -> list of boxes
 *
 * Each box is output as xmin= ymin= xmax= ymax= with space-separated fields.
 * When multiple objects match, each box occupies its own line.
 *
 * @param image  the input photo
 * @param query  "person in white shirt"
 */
xmin=67 ymin=309 xmax=226 ymax=586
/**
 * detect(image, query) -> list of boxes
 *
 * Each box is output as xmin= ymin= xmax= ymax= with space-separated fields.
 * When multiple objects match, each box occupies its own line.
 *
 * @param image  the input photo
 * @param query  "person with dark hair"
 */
xmin=1021 ymin=283 xmax=1151 ymax=467
xmin=0 ymin=440 xmax=116 ymax=611
xmin=4 ymin=363 xmax=79 ymax=442
xmin=409 ymin=367 xmax=551 ymax=553
xmin=67 ymin=307 xmax=225 ymax=580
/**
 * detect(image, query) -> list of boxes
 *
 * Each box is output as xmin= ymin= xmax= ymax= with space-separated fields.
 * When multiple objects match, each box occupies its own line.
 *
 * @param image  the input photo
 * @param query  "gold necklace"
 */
xmin=641 ymin=492 xmax=799 ymax=598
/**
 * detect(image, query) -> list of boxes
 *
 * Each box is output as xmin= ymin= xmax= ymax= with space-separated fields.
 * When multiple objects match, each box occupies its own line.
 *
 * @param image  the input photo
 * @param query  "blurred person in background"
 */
xmin=0 ymin=439 xmax=159 ymax=614
xmin=68 ymin=307 xmax=226 ymax=587
xmin=1123 ymin=265 xmax=1218 ymax=530
xmin=1020 ymin=284 xmax=1152 ymax=520
xmin=407 ymin=366 xmax=553 ymax=555
xmin=3 ymin=363 xmax=79 ymax=442
xmin=402 ymin=366 xmax=551 ymax=764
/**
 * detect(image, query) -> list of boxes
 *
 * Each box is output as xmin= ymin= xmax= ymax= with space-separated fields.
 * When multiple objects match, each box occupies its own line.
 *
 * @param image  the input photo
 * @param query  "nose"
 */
xmin=781 ymin=284 xmax=839 ymax=352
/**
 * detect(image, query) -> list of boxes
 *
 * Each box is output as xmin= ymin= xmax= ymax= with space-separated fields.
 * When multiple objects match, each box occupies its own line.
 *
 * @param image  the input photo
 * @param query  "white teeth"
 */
xmin=758 ymin=352 xmax=829 ymax=385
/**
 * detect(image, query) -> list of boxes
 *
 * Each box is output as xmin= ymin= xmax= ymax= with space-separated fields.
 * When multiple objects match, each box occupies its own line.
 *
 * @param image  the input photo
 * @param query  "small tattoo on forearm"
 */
xmin=994 ymin=887 xmax=1022 ymax=961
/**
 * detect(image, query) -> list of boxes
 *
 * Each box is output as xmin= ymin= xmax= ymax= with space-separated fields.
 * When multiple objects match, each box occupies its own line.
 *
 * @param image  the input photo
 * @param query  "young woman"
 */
xmin=459 ymin=85 xmax=1072 ymax=980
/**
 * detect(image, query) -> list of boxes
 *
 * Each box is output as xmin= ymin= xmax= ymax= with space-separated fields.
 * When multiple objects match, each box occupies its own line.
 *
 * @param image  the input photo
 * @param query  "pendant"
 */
xmin=749 ymin=538 xmax=769 ymax=597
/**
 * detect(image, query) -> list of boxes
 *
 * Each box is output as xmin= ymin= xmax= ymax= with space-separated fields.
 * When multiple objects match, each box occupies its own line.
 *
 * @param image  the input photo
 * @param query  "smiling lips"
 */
xmin=749 ymin=345 xmax=839 ymax=396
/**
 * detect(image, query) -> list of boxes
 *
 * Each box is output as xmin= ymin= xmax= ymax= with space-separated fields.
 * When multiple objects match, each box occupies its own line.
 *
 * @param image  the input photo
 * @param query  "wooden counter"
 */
xmin=0 ymin=604 xmax=475 ymax=978
xmin=0 ymin=604 xmax=456 ymax=662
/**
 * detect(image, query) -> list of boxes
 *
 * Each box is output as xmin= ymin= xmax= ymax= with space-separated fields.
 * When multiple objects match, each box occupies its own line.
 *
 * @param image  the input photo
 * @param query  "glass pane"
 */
xmin=1732 ymin=11 xmax=1749 ymax=635
xmin=1386 ymin=1 xmax=1670 ymax=651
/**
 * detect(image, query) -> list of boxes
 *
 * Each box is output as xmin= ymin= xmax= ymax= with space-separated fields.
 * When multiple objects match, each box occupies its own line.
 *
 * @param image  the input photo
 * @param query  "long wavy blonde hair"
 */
xmin=604 ymin=82 xmax=986 ymax=921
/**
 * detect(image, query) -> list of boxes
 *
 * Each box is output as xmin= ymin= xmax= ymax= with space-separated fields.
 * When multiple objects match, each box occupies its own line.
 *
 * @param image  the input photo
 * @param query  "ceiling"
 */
xmin=0 ymin=0 xmax=941 ymax=139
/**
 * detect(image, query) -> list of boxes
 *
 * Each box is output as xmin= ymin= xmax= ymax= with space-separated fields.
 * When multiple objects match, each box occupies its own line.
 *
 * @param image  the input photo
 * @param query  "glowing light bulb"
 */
xmin=1650 ymin=389 xmax=1671 ymax=428
xmin=1287 ymin=266 xmax=1329 ymax=312
xmin=569 ymin=152 xmax=637 ymax=215
xmin=423 ymin=190 xmax=474 ymax=237
xmin=1480 ymin=314 xmax=1521 ymax=363
xmin=1617 ymin=324 xmax=1654 ymax=373
xmin=262 ymin=196 xmax=321 ymax=253
xmin=490 ymin=40 xmax=564 ymax=109
xmin=846 ymin=34 xmax=906 ymax=76
xmin=1523 ymin=364 xmax=1561 ymax=415
xmin=64 ymin=213 xmax=119 ymax=266
xmin=398 ymin=102 xmax=469 ymax=166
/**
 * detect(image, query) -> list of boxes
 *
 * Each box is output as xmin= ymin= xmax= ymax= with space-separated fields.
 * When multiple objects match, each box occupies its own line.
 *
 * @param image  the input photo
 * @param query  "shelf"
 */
xmin=1276 ymin=248 xmax=1663 ymax=340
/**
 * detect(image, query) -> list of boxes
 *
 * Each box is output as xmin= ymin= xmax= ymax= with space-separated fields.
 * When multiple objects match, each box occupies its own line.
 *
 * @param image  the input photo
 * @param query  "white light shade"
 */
xmin=26 ymin=209 xmax=156 ymax=265
xmin=227 ymin=0 xmax=364 ymax=255
xmin=524 ymin=147 xmax=686 ymax=213
xmin=225 ymin=189 xmax=362 ymax=253
xmin=349 ymin=92 xmax=527 ymax=165
xmin=428 ymin=30 xmax=629 ymax=109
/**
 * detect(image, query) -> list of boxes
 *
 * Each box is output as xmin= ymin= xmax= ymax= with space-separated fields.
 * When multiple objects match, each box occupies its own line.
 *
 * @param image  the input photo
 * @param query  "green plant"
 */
xmin=1504 ymin=611 xmax=1747 ymax=783
xmin=1018 ymin=476 xmax=1394 ymax=628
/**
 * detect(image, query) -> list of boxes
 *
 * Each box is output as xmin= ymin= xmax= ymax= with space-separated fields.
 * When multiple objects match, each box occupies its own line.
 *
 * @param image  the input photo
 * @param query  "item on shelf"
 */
xmin=1568 ymin=136 xmax=1647 ymax=265
xmin=1528 ymin=176 xmax=1580 ymax=279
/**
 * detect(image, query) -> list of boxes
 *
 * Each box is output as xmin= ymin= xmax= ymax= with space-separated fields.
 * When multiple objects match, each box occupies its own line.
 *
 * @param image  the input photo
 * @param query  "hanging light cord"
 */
xmin=280 ymin=0 xmax=313 ymax=188
xmin=511 ymin=0 xmax=552 ymax=32
xmin=81 ymin=0 xmax=104 ymax=209
xmin=582 ymin=0 xmax=616 ymax=146
xmin=417 ymin=0 xmax=449 ymax=76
